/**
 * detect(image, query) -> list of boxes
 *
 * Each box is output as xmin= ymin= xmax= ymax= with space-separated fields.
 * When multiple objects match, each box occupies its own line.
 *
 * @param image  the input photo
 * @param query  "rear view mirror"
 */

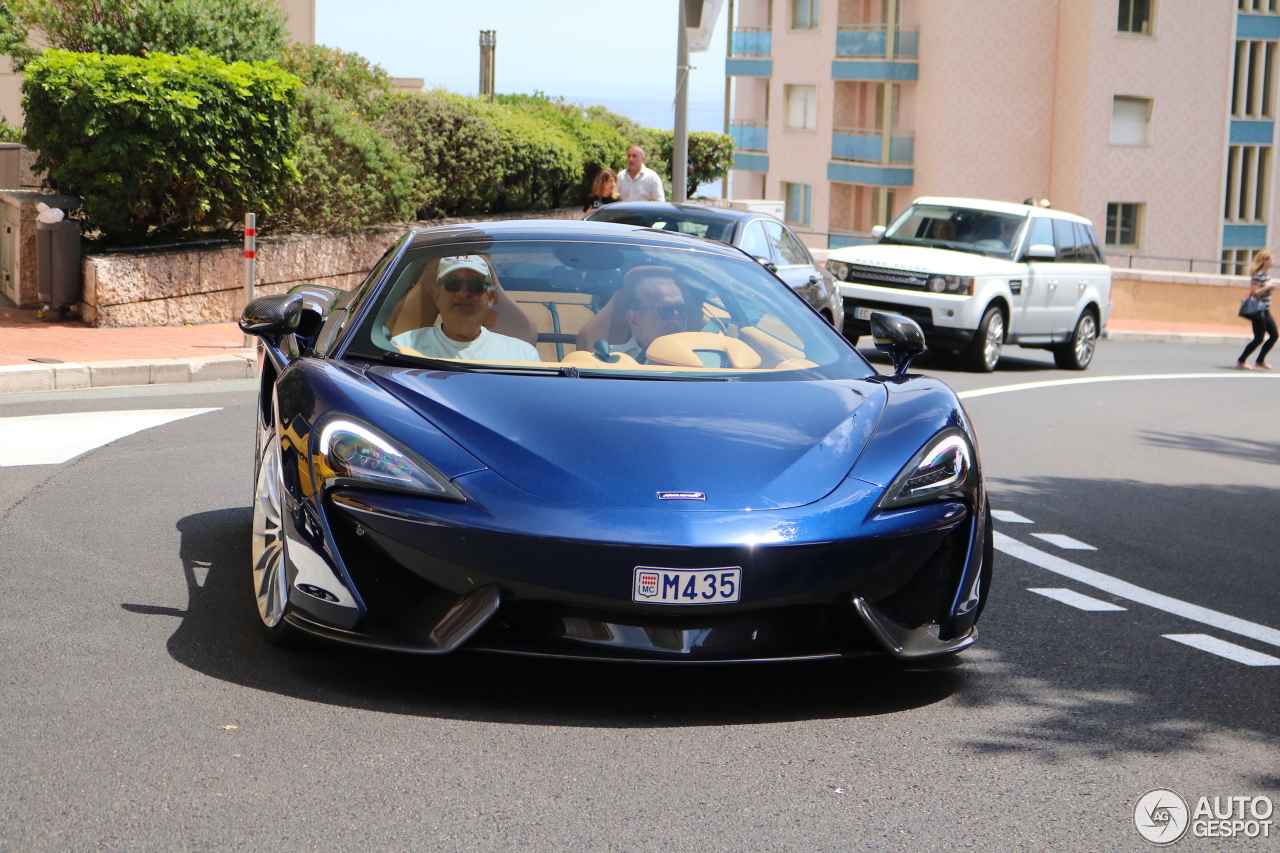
xmin=871 ymin=225 xmax=886 ymax=241
xmin=1024 ymin=243 xmax=1056 ymax=261
xmin=870 ymin=311 xmax=926 ymax=376
xmin=240 ymin=293 xmax=304 ymax=339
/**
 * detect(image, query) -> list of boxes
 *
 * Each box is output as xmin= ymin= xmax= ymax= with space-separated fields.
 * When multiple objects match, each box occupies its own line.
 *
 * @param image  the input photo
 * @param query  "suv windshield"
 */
xmin=882 ymin=204 xmax=1028 ymax=260
xmin=586 ymin=208 xmax=737 ymax=243
xmin=344 ymin=239 xmax=871 ymax=381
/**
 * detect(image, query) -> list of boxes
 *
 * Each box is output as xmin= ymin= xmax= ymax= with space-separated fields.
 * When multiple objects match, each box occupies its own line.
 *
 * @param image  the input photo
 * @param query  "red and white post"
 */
xmin=243 ymin=212 xmax=257 ymax=346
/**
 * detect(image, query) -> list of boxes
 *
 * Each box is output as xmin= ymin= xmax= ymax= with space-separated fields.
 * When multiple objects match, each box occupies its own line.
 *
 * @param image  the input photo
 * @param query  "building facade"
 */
xmin=727 ymin=0 xmax=1276 ymax=272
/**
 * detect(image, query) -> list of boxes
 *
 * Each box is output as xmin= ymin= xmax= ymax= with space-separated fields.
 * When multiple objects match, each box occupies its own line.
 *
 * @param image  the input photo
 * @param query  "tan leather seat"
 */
xmin=385 ymin=257 xmax=537 ymax=346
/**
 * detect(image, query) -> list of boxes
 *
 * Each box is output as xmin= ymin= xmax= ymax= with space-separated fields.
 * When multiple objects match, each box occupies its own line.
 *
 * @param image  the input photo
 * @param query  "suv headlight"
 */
xmin=926 ymin=275 xmax=974 ymax=294
xmin=826 ymin=260 xmax=851 ymax=282
xmin=879 ymin=430 xmax=975 ymax=509
xmin=311 ymin=417 xmax=465 ymax=501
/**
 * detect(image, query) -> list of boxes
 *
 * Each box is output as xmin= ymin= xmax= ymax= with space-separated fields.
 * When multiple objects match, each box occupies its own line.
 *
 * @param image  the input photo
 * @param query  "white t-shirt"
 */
xmin=390 ymin=324 xmax=540 ymax=362
xmin=617 ymin=166 xmax=665 ymax=202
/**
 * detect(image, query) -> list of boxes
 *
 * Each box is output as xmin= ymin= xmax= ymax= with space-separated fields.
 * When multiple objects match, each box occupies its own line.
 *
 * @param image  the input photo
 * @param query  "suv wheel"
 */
xmin=961 ymin=307 xmax=1004 ymax=372
xmin=1053 ymin=310 xmax=1098 ymax=370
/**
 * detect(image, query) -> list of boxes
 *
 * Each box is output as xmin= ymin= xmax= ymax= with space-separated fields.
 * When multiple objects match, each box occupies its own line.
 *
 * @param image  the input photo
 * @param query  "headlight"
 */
xmin=826 ymin=260 xmax=850 ymax=282
xmin=312 ymin=418 xmax=465 ymax=501
xmin=879 ymin=430 xmax=974 ymax=508
xmin=926 ymin=275 xmax=974 ymax=294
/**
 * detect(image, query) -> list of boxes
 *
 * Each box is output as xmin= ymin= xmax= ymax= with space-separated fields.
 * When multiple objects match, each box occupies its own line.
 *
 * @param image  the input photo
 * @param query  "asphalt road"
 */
xmin=1 ymin=339 xmax=1278 ymax=852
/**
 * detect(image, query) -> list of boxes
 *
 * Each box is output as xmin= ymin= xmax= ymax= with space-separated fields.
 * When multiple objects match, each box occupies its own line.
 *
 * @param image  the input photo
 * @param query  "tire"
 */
xmin=251 ymin=425 xmax=304 ymax=646
xmin=1053 ymin=310 xmax=1098 ymax=370
xmin=960 ymin=306 xmax=1005 ymax=372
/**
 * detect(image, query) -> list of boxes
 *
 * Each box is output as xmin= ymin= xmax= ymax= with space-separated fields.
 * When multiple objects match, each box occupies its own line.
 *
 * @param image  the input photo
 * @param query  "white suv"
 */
xmin=826 ymin=197 xmax=1112 ymax=371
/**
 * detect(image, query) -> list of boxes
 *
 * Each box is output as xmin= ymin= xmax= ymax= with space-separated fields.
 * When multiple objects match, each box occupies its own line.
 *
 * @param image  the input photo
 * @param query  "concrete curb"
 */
xmin=0 ymin=352 xmax=256 ymax=393
xmin=1106 ymin=330 xmax=1252 ymax=345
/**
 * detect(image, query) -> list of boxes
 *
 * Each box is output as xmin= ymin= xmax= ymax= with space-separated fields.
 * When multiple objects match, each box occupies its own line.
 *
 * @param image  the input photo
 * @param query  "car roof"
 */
xmin=914 ymin=196 xmax=1092 ymax=224
xmin=590 ymin=201 xmax=766 ymax=224
xmin=403 ymin=218 xmax=748 ymax=255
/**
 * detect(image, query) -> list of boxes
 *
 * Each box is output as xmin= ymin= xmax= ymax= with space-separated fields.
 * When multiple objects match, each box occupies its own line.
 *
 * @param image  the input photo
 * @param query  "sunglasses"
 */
xmin=438 ymin=276 xmax=493 ymax=295
xmin=640 ymin=304 xmax=688 ymax=322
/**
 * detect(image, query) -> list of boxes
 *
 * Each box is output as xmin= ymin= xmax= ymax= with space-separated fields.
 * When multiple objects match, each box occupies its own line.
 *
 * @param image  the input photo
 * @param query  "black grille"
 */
xmin=874 ymin=520 xmax=969 ymax=628
xmin=846 ymin=264 xmax=928 ymax=290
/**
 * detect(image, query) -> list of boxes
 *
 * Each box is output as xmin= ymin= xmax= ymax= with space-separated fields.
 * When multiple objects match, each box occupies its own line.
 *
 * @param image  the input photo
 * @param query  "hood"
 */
xmin=368 ymin=367 xmax=886 ymax=512
xmin=830 ymin=243 xmax=1023 ymax=276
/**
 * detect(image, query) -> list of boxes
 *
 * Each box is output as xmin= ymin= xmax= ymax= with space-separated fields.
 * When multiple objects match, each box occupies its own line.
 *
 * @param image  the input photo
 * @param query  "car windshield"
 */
xmin=881 ymin=204 xmax=1027 ymax=260
xmin=586 ymin=208 xmax=737 ymax=244
xmin=343 ymin=238 xmax=872 ymax=381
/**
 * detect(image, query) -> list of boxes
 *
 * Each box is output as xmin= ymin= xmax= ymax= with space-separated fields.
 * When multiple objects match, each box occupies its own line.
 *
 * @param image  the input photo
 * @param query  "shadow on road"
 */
xmin=857 ymin=346 xmax=1058 ymax=374
xmin=148 ymin=507 xmax=961 ymax=728
xmin=1138 ymin=430 xmax=1280 ymax=466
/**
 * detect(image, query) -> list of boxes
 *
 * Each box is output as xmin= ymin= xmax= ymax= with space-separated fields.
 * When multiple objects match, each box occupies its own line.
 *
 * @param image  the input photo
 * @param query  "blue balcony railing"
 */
xmin=730 ymin=121 xmax=768 ymax=151
xmin=730 ymin=28 xmax=771 ymax=56
xmin=832 ymin=129 xmax=914 ymax=164
xmin=835 ymin=26 xmax=919 ymax=58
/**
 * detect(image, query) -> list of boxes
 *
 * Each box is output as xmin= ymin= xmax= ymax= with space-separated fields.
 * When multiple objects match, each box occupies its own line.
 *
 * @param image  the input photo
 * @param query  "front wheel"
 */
xmin=251 ymin=426 xmax=304 ymax=646
xmin=1054 ymin=310 xmax=1098 ymax=370
xmin=960 ymin=307 xmax=1005 ymax=372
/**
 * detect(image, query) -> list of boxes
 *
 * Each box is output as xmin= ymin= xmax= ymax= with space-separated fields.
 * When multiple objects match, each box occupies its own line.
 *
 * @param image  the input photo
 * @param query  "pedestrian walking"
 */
xmin=1237 ymin=249 xmax=1277 ymax=370
xmin=582 ymin=168 xmax=620 ymax=216
xmin=617 ymin=145 xmax=665 ymax=202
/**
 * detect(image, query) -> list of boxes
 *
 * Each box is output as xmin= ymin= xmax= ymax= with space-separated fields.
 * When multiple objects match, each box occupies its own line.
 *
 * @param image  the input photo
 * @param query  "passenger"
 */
xmin=390 ymin=255 xmax=540 ymax=361
xmin=616 ymin=266 xmax=690 ymax=361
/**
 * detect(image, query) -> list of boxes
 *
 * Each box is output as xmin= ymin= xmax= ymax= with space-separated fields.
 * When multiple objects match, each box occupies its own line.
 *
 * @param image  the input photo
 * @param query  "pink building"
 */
xmin=727 ymin=0 xmax=1276 ymax=272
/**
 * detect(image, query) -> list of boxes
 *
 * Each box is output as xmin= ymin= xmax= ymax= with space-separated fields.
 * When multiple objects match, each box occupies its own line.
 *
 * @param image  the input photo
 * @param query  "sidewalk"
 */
xmin=0 ymin=304 xmax=1260 ymax=394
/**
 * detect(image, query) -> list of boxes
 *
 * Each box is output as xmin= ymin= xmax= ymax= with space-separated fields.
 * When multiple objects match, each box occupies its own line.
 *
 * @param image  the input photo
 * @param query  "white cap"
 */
xmin=437 ymin=255 xmax=490 ymax=281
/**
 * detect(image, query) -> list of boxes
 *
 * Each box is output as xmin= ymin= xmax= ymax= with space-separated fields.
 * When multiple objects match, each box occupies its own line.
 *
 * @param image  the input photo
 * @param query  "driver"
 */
xmin=616 ymin=266 xmax=689 ymax=361
xmin=390 ymin=255 xmax=540 ymax=362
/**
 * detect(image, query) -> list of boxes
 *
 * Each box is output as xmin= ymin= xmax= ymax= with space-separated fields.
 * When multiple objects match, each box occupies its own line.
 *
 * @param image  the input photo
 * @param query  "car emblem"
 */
xmin=657 ymin=491 xmax=705 ymax=501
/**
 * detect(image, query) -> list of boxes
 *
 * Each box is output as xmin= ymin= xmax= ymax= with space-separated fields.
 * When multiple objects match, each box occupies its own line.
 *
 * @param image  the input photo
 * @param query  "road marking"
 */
xmin=1161 ymin=634 xmax=1280 ymax=667
xmin=958 ymin=373 xmax=1280 ymax=400
xmin=1031 ymin=533 xmax=1096 ymax=550
xmin=1028 ymin=587 xmax=1127 ymax=611
xmin=992 ymin=510 xmax=1034 ymax=523
xmin=994 ymin=532 xmax=1280 ymax=649
xmin=0 ymin=408 xmax=219 ymax=466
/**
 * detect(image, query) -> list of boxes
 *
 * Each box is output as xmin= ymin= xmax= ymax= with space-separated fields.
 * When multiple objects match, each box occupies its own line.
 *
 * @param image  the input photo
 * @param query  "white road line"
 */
xmin=0 ymin=408 xmax=219 ymax=466
xmin=1028 ymin=588 xmax=1127 ymax=611
xmin=1162 ymin=634 xmax=1280 ymax=667
xmin=958 ymin=373 xmax=1280 ymax=400
xmin=1031 ymin=533 xmax=1096 ymax=551
xmin=992 ymin=510 xmax=1034 ymax=524
xmin=994 ymin=531 xmax=1280 ymax=649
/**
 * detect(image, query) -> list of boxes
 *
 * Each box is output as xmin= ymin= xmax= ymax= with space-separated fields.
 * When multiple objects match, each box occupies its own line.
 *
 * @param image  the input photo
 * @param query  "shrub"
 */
xmin=278 ymin=44 xmax=393 ymax=120
xmin=22 ymin=49 xmax=300 ymax=243
xmin=653 ymin=129 xmax=735 ymax=198
xmin=497 ymin=94 xmax=628 ymax=205
xmin=470 ymin=100 xmax=583 ymax=212
xmin=273 ymin=86 xmax=421 ymax=233
xmin=378 ymin=90 xmax=505 ymax=218
xmin=7 ymin=0 xmax=287 ymax=68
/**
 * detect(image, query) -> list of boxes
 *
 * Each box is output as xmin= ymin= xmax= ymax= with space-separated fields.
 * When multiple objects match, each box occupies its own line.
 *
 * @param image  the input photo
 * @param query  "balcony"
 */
xmin=730 ymin=120 xmax=768 ymax=151
xmin=836 ymin=25 xmax=919 ymax=58
xmin=831 ymin=128 xmax=914 ymax=164
xmin=730 ymin=28 xmax=771 ymax=56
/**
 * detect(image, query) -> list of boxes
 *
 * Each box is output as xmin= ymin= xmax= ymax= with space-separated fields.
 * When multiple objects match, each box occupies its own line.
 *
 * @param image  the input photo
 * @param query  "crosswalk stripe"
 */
xmin=1028 ymin=587 xmax=1127 ymax=611
xmin=992 ymin=509 xmax=1034 ymax=523
xmin=1031 ymin=533 xmax=1096 ymax=550
xmin=1161 ymin=634 xmax=1280 ymax=666
xmin=0 ymin=408 xmax=220 ymax=466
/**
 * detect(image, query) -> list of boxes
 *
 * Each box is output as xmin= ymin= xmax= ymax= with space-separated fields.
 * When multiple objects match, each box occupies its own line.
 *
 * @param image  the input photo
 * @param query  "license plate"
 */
xmin=632 ymin=567 xmax=741 ymax=604
xmin=855 ymin=306 xmax=874 ymax=321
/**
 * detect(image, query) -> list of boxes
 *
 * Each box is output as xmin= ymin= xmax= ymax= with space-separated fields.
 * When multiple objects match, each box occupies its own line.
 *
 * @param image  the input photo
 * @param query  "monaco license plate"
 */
xmin=632 ymin=567 xmax=741 ymax=605
xmin=855 ymin=306 xmax=874 ymax=321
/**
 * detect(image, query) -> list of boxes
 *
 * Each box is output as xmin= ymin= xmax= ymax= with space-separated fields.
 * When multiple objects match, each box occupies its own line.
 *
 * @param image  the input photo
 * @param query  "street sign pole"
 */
xmin=673 ymin=0 xmax=691 ymax=203
xmin=243 ymin=212 xmax=256 ymax=348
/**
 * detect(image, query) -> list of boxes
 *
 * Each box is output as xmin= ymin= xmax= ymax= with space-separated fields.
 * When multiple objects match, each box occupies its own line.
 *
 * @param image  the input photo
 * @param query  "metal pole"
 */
xmin=722 ymin=0 xmax=734 ymax=199
xmin=479 ymin=31 xmax=496 ymax=102
xmin=243 ymin=212 xmax=256 ymax=347
xmin=674 ymin=0 xmax=691 ymax=203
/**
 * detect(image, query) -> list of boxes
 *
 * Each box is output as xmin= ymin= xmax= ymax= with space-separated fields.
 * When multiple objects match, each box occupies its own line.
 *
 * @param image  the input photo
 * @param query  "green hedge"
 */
xmin=471 ymin=99 xmax=584 ymax=212
xmin=22 ymin=49 xmax=299 ymax=242
xmin=497 ymin=94 xmax=629 ymax=205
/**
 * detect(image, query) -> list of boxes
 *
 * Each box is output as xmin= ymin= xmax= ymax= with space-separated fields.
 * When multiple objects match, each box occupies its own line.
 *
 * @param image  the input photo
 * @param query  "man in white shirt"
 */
xmin=390 ymin=255 xmax=540 ymax=362
xmin=616 ymin=145 xmax=665 ymax=202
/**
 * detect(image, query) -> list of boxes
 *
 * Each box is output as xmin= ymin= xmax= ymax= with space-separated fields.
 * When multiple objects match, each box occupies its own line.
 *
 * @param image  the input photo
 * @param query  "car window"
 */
xmin=882 ymin=204 xmax=1027 ymax=260
xmin=586 ymin=208 xmax=736 ymax=243
xmin=1053 ymin=219 xmax=1081 ymax=263
xmin=740 ymin=221 xmax=773 ymax=262
xmin=1026 ymin=217 xmax=1055 ymax=259
xmin=764 ymin=221 xmax=810 ymax=266
xmin=342 ymin=239 xmax=870 ymax=381
xmin=1074 ymin=222 xmax=1103 ymax=264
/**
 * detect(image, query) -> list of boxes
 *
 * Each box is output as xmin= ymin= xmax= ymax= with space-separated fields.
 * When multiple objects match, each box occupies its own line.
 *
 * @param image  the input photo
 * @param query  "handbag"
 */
xmin=1240 ymin=295 xmax=1266 ymax=318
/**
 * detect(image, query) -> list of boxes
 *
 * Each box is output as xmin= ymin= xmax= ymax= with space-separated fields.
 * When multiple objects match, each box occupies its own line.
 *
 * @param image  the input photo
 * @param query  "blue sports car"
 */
xmin=241 ymin=220 xmax=991 ymax=663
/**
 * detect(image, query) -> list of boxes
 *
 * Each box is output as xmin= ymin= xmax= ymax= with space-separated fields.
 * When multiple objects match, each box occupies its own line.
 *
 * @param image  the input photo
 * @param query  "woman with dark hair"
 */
xmin=1238 ymin=249 xmax=1277 ymax=370
xmin=582 ymin=168 xmax=620 ymax=216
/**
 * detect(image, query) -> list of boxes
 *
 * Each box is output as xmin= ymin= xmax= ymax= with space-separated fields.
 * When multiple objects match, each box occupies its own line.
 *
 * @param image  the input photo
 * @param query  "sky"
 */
xmin=314 ymin=0 xmax=731 ymax=133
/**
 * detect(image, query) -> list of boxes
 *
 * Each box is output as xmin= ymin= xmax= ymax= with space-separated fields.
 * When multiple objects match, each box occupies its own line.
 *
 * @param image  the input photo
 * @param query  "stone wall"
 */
xmin=1109 ymin=269 xmax=1250 ymax=327
xmin=79 ymin=208 xmax=582 ymax=327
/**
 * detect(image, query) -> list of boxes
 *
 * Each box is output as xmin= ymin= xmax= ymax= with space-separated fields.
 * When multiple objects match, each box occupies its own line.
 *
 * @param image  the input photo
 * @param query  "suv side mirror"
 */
xmin=754 ymin=255 xmax=778 ymax=273
xmin=870 ymin=311 xmax=926 ymax=376
xmin=1024 ymin=243 xmax=1056 ymax=261
xmin=870 ymin=225 xmax=886 ymax=241
xmin=240 ymin=293 xmax=304 ymax=340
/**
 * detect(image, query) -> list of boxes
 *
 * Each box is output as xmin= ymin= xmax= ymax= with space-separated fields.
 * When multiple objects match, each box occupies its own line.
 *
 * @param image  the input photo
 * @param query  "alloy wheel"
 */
xmin=252 ymin=430 xmax=287 ymax=628
xmin=1074 ymin=314 xmax=1097 ymax=366
xmin=983 ymin=312 xmax=1005 ymax=370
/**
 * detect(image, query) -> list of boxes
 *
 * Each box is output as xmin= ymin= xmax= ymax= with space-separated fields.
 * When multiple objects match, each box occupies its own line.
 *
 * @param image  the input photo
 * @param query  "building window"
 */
xmin=1239 ymin=0 xmax=1279 ymax=12
xmin=871 ymin=188 xmax=895 ymax=227
xmin=1222 ymin=248 xmax=1258 ymax=276
xmin=1106 ymin=202 xmax=1143 ymax=248
xmin=783 ymin=182 xmax=812 ymax=227
xmin=1232 ymin=40 xmax=1276 ymax=119
xmin=1117 ymin=0 xmax=1152 ymax=35
xmin=1110 ymin=96 xmax=1152 ymax=145
xmin=790 ymin=0 xmax=820 ymax=29
xmin=784 ymin=84 xmax=818 ymax=130
xmin=1225 ymin=144 xmax=1271 ymax=222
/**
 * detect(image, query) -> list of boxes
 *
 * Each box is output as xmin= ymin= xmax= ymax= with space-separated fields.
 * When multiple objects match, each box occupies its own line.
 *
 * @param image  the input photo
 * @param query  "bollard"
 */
xmin=243 ymin=213 xmax=257 ymax=348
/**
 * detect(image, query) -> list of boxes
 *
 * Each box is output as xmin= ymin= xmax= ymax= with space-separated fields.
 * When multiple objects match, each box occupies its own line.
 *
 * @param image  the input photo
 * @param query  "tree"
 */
xmin=7 ymin=0 xmax=286 ymax=68
xmin=654 ymin=130 xmax=736 ymax=199
xmin=278 ymin=43 xmax=393 ymax=120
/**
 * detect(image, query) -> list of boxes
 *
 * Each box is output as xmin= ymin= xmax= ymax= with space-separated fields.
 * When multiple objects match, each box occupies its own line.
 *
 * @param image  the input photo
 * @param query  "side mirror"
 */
xmin=754 ymin=256 xmax=778 ymax=273
xmin=240 ymin=293 xmax=304 ymax=339
xmin=1024 ymin=243 xmax=1056 ymax=261
xmin=870 ymin=311 xmax=926 ymax=376
xmin=870 ymin=225 xmax=887 ymax=241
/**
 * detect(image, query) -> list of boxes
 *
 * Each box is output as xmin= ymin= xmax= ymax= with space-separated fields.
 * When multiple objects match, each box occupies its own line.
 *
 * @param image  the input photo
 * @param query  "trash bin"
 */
xmin=36 ymin=218 xmax=81 ymax=314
